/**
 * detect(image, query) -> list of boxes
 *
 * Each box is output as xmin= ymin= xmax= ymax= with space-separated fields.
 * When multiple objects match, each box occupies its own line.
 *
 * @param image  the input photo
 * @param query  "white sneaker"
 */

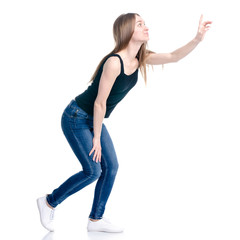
xmin=42 ymin=232 xmax=54 ymax=240
xmin=37 ymin=195 xmax=55 ymax=232
xmin=87 ymin=217 xmax=124 ymax=233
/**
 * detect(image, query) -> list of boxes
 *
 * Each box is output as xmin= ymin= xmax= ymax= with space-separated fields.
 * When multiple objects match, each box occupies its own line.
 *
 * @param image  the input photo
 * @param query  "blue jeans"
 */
xmin=47 ymin=100 xmax=119 ymax=219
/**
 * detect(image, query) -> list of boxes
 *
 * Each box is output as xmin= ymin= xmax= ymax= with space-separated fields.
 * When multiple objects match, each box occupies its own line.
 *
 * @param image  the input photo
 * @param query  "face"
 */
xmin=131 ymin=15 xmax=149 ymax=43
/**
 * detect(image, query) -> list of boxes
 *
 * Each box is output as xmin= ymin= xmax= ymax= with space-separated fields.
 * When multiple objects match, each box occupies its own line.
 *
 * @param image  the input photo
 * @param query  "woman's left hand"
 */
xmin=89 ymin=137 xmax=102 ymax=163
xmin=195 ymin=14 xmax=212 ymax=42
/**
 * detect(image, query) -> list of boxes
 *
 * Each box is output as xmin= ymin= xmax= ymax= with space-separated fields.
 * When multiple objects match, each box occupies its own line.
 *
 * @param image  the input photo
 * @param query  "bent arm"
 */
xmin=89 ymin=56 xmax=121 ymax=162
xmin=93 ymin=57 xmax=121 ymax=138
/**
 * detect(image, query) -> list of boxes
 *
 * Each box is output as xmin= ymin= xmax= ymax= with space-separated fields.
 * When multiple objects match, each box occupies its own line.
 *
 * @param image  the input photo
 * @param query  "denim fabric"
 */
xmin=47 ymin=100 xmax=119 ymax=219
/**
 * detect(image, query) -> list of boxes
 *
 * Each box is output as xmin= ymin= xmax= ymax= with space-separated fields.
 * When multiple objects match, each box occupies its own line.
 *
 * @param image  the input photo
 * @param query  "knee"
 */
xmin=107 ymin=162 xmax=119 ymax=177
xmin=85 ymin=166 xmax=102 ymax=181
xmin=113 ymin=162 xmax=119 ymax=175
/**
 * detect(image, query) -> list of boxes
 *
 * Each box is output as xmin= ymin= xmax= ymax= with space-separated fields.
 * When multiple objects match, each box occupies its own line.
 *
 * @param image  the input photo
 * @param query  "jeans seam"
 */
xmin=53 ymin=115 xmax=95 ymax=205
xmin=69 ymin=117 xmax=94 ymax=178
xmin=57 ymin=175 xmax=93 ymax=205
xmin=92 ymin=151 xmax=108 ymax=219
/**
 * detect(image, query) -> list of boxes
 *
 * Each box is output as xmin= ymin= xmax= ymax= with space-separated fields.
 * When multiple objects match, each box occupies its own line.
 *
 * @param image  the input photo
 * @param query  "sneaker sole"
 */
xmin=88 ymin=229 xmax=124 ymax=233
xmin=87 ymin=226 xmax=124 ymax=233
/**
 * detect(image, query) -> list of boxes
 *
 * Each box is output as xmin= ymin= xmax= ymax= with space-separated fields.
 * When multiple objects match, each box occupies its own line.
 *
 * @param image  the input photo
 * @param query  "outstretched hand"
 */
xmin=196 ymin=14 xmax=212 ymax=42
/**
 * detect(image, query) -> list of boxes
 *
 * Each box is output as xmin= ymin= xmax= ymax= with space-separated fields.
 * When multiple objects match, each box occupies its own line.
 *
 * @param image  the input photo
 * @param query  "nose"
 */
xmin=144 ymin=25 xmax=149 ymax=31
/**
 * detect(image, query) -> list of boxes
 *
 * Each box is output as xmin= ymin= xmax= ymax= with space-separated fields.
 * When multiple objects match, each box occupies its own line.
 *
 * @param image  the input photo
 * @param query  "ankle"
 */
xmin=90 ymin=218 xmax=100 ymax=222
xmin=46 ymin=199 xmax=54 ymax=210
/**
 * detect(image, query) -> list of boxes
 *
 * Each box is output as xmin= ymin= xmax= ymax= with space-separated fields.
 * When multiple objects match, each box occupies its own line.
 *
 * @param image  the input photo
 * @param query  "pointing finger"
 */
xmin=199 ymin=14 xmax=203 ymax=24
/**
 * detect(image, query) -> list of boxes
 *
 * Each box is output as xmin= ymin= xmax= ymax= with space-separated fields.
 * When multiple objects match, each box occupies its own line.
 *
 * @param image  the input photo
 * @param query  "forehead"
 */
xmin=135 ymin=15 xmax=145 ymax=23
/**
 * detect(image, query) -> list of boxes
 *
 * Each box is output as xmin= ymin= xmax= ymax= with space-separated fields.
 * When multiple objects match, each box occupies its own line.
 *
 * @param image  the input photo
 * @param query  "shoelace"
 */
xmin=102 ymin=217 xmax=111 ymax=224
xmin=50 ymin=209 xmax=55 ymax=221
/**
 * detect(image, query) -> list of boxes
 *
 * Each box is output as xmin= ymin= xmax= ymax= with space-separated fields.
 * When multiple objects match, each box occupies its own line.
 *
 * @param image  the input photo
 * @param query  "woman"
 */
xmin=37 ymin=13 xmax=212 ymax=233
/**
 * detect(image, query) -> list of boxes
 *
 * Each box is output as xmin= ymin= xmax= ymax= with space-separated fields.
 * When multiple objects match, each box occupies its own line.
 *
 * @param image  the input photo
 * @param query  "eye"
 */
xmin=137 ymin=21 xmax=146 ymax=27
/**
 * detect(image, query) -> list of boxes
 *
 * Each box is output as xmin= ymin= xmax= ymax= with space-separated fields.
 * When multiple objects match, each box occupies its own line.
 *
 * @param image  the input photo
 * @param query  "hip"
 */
xmin=62 ymin=100 xmax=94 ymax=129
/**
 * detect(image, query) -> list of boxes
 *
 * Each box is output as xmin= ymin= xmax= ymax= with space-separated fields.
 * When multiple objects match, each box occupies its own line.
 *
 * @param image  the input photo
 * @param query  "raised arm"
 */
xmin=146 ymin=15 xmax=212 ymax=65
xmin=89 ymin=56 xmax=121 ymax=163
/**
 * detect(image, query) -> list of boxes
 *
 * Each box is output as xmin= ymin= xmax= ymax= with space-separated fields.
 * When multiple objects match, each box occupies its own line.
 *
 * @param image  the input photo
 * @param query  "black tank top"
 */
xmin=75 ymin=53 xmax=139 ymax=118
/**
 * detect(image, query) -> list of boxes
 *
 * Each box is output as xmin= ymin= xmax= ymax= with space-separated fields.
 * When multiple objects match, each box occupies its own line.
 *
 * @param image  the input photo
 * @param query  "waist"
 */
xmin=64 ymin=100 xmax=93 ymax=120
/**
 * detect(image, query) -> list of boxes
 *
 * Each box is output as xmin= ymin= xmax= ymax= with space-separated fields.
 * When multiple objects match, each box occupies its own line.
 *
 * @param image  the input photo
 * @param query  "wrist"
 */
xmin=93 ymin=134 xmax=101 ymax=140
xmin=194 ymin=34 xmax=202 ymax=43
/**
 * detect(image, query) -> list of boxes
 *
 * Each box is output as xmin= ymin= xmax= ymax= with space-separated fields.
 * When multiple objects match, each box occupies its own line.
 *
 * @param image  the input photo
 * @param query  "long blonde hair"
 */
xmin=90 ymin=13 xmax=153 ymax=84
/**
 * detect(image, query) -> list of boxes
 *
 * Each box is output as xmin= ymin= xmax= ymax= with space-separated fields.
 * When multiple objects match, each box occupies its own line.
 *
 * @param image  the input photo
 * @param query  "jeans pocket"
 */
xmin=72 ymin=108 xmax=88 ymax=119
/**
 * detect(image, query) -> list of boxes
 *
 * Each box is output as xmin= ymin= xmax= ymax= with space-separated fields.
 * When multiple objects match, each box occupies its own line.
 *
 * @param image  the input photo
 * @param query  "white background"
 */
xmin=1 ymin=0 xmax=240 ymax=239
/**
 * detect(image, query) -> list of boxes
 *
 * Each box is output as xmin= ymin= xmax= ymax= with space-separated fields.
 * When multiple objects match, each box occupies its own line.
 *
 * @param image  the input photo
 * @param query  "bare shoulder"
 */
xmin=103 ymin=56 xmax=121 ymax=76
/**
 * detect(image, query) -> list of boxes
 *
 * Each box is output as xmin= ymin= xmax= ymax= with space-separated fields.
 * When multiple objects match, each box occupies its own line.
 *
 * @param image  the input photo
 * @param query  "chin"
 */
xmin=145 ymin=36 xmax=150 ymax=42
xmin=144 ymin=37 xmax=149 ymax=43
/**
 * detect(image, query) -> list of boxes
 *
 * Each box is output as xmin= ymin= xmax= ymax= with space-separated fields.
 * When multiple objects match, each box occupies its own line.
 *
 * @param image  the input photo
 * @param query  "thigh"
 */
xmin=61 ymin=103 xmax=100 ymax=174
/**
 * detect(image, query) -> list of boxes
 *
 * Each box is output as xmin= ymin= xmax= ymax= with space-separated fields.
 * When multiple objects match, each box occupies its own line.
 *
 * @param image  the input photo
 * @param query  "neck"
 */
xmin=118 ymin=41 xmax=143 ymax=61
